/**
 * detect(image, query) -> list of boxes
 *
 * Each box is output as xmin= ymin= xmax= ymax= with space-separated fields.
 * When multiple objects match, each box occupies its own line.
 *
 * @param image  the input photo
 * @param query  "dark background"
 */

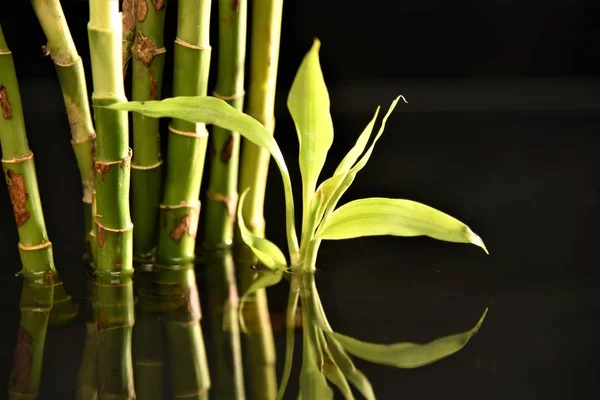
xmin=1 ymin=0 xmax=600 ymax=399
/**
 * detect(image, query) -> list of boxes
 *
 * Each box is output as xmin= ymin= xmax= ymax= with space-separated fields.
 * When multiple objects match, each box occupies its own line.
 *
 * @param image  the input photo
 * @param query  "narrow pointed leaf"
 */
xmin=316 ymin=197 xmax=488 ymax=253
xmin=328 ymin=309 xmax=488 ymax=369
xmin=239 ymin=269 xmax=284 ymax=333
xmin=327 ymin=336 xmax=376 ymax=400
xmin=237 ymin=189 xmax=287 ymax=270
xmin=287 ymin=39 xmax=334 ymax=214
xmin=322 ymin=361 xmax=355 ymax=400
xmin=108 ymin=96 xmax=300 ymax=255
xmin=299 ymin=363 xmax=334 ymax=400
xmin=333 ymin=106 xmax=380 ymax=176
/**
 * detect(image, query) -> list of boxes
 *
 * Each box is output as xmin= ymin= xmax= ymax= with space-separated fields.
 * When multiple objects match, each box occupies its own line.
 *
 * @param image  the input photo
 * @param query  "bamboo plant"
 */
xmin=130 ymin=0 xmax=167 ymax=266
xmin=152 ymin=0 xmax=213 ymax=398
xmin=234 ymin=0 xmax=284 ymax=397
xmin=87 ymin=2 xmax=135 ymax=399
xmin=0 ymin=24 xmax=57 ymax=400
xmin=111 ymin=39 xmax=490 ymax=400
xmin=202 ymin=0 xmax=248 ymax=398
xmin=121 ymin=0 xmax=136 ymax=78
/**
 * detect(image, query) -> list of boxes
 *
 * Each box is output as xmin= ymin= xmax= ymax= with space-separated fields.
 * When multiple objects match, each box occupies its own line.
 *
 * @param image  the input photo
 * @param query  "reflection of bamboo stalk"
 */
xmin=204 ymin=249 xmax=245 ymax=399
xmin=132 ymin=268 xmax=166 ymax=400
xmin=155 ymin=263 xmax=210 ymax=399
xmin=76 ymin=271 xmax=98 ymax=400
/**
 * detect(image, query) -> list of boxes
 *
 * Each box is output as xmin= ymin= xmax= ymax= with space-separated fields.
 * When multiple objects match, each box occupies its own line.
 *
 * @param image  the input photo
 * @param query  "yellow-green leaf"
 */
xmin=316 ymin=197 xmax=488 ymax=254
xmin=299 ymin=362 xmax=334 ymax=400
xmin=287 ymin=39 xmax=334 ymax=217
xmin=328 ymin=309 xmax=488 ymax=369
xmin=107 ymin=96 xmax=300 ymax=256
xmin=239 ymin=269 xmax=284 ymax=334
xmin=237 ymin=189 xmax=287 ymax=270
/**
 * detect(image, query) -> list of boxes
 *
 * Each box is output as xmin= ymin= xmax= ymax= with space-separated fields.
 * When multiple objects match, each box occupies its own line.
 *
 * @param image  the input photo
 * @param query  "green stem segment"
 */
xmin=30 ymin=0 xmax=96 ymax=268
xmin=131 ymin=0 xmax=167 ymax=263
xmin=87 ymin=2 xmax=135 ymax=399
xmin=234 ymin=1 xmax=284 ymax=398
xmin=202 ymin=0 xmax=248 ymax=398
xmin=155 ymin=0 xmax=213 ymax=397
xmin=121 ymin=0 xmax=137 ymax=77
xmin=0 ymin=24 xmax=65 ymax=400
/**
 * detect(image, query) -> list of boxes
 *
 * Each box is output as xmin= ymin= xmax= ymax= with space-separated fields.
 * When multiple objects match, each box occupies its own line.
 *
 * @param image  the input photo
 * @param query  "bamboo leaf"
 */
xmin=299 ymin=362 xmax=334 ymax=400
xmin=287 ymin=39 xmax=334 ymax=216
xmin=316 ymin=197 xmax=488 ymax=254
xmin=327 ymin=336 xmax=375 ymax=400
xmin=108 ymin=96 xmax=300 ymax=256
xmin=326 ymin=309 xmax=488 ymax=369
xmin=237 ymin=189 xmax=287 ymax=270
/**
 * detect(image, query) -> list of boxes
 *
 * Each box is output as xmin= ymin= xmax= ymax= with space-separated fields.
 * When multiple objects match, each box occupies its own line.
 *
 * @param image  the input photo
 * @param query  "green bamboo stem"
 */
xmin=0 ymin=25 xmax=62 ymax=400
xmin=132 ymin=269 xmax=166 ymax=400
xmin=153 ymin=1 xmax=213 ymax=397
xmin=155 ymin=263 xmax=210 ymax=400
xmin=202 ymin=0 xmax=248 ymax=398
xmin=76 ymin=272 xmax=99 ymax=400
xmin=234 ymin=1 xmax=284 ymax=398
xmin=121 ymin=0 xmax=137 ymax=77
xmin=87 ymin=2 xmax=135 ymax=399
xmin=130 ymin=0 xmax=167 ymax=263
xmin=31 ymin=0 xmax=96 ymax=268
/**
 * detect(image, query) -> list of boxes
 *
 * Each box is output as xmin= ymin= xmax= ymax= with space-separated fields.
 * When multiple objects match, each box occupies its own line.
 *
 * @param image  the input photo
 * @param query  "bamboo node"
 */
xmin=1 ymin=152 xmax=33 ymax=164
xmin=206 ymin=190 xmax=238 ymax=217
xmin=168 ymin=124 xmax=209 ymax=138
xmin=131 ymin=159 xmax=163 ymax=170
xmin=213 ymin=90 xmax=246 ymax=101
xmin=52 ymin=54 xmax=82 ymax=68
xmin=94 ymin=220 xmax=134 ymax=233
xmin=70 ymin=132 xmax=96 ymax=145
xmin=174 ymin=37 xmax=211 ymax=51
xmin=18 ymin=241 xmax=52 ymax=251
xmin=174 ymin=387 xmax=209 ymax=398
xmin=0 ymin=50 xmax=12 ymax=55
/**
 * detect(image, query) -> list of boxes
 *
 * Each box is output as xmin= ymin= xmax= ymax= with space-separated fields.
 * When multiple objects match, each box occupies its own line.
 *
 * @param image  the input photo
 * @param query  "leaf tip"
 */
xmin=468 ymin=229 xmax=489 ymax=255
xmin=312 ymin=37 xmax=321 ymax=51
xmin=397 ymin=95 xmax=408 ymax=104
xmin=474 ymin=307 xmax=489 ymax=333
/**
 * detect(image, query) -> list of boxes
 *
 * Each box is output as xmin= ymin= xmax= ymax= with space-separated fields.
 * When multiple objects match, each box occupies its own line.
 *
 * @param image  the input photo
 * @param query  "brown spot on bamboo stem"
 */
xmin=148 ymin=69 xmax=158 ymax=99
xmin=94 ymin=162 xmax=109 ymax=181
xmin=96 ymin=223 xmax=105 ymax=246
xmin=170 ymin=215 xmax=191 ymax=242
xmin=220 ymin=135 xmax=234 ymax=163
xmin=97 ymin=310 xmax=108 ymax=332
xmin=224 ymin=16 xmax=232 ymax=25
xmin=0 ymin=85 xmax=13 ymax=119
xmin=6 ymin=170 xmax=30 ymax=227
xmin=132 ymin=32 xmax=158 ymax=68
xmin=44 ymin=270 xmax=56 ymax=281
xmin=232 ymin=0 xmax=240 ymax=12
xmin=9 ymin=327 xmax=32 ymax=386
xmin=122 ymin=0 xmax=136 ymax=31
xmin=152 ymin=0 xmax=166 ymax=11
xmin=137 ymin=0 xmax=148 ymax=22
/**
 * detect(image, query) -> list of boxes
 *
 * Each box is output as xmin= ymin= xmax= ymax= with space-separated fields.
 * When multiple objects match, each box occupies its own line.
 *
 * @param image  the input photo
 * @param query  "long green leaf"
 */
xmin=326 ymin=308 xmax=488 ymax=369
xmin=287 ymin=39 xmax=334 ymax=220
xmin=316 ymin=197 xmax=488 ymax=253
xmin=107 ymin=96 xmax=300 ymax=257
xmin=299 ymin=362 xmax=334 ymax=400
xmin=326 ymin=336 xmax=375 ymax=400
xmin=237 ymin=189 xmax=287 ymax=270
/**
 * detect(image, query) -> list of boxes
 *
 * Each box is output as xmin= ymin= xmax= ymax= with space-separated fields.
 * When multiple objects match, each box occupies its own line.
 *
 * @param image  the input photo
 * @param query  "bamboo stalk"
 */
xmin=76 ymin=272 xmax=99 ymax=400
xmin=234 ymin=1 xmax=284 ymax=397
xmin=31 ymin=0 xmax=96 ymax=267
xmin=154 ymin=0 xmax=213 ymax=398
xmin=87 ymin=2 xmax=135 ymax=399
xmin=0 ymin=25 xmax=57 ymax=400
xmin=130 ymin=0 xmax=167 ymax=264
xmin=121 ymin=0 xmax=137 ymax=78
xmin=202 ymin=0 xmax=248 ymax=398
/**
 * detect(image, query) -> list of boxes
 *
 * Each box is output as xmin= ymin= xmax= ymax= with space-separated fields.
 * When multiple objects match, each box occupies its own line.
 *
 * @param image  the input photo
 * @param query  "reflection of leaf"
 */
xmin=299 ymin=361 xmax=334 ymax=400
xmin=237 ymin=189 xmax=287 ymax=270
xmin=238 ymin=269 xmax=284 ymax=334
xmin=287 ymin=39 xmax=334 ymax=218
xmin=317 ymin=197 xmax=488 ymax=254
xmin=328 ymin=309 xmax=488 ymax=368
xmin=326 ymin=335 xmax=375 ymax=400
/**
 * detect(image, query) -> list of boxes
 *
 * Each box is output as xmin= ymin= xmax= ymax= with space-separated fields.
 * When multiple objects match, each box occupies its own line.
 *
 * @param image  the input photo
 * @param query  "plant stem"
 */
xmin=130 ymin=0 xmax=167 ymax=263
xmin=121 ymin=0 xmax=137 ymax=78
xmin=0 ymin=24 xmax=65 ymax=400
xmin=154 ymin=0 xmax=213 ymax=397
xmin=234 ymin=1 xmax=284 ymax=398
xmin=202 ymin=0 xmax=247 ymax=398
xmin=30 ymin=0 xmax=96 ymax=271
xmin=87 ymin=2 xmax=135 ymax=399
xmin=76 ymin=272 xmax=99 ymax=400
